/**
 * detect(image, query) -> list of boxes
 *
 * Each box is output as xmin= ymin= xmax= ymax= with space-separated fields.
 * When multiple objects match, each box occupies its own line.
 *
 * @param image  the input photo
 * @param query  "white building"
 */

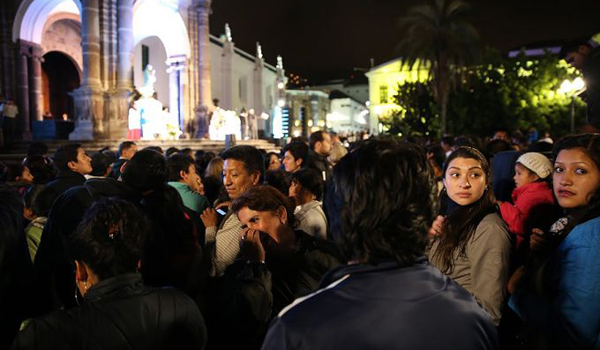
xmin=3 ymin=0 xmax=285 ymax=140
xmin=328 ymin=90 xmax=369 ymax=133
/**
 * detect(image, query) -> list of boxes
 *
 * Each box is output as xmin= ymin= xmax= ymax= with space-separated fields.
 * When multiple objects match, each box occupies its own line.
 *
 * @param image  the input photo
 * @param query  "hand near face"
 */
xmin=201 ymin=208 xmax=218 ymax=228
xmin=240 ymin=228 xmax=266 ymax=262
xmin=428 ymin=215 xmax=445 ymax=237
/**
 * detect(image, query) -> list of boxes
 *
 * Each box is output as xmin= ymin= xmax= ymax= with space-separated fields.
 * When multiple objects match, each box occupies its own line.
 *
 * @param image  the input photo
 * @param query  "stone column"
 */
xmin=167 ymin=56 xmax=186 ymax=133
xmin=17 ymin=42 xmax=31 ymax=140
xmin=81 ymin=0 xmax=101 ymax=88
xmin=221 ymin=37 xmax=234 ymax=110
xmin=28 ymin=44 xmax=44 ymax=123
xmin=70 ymin=0 xmax=105 ymax=140
xmin=116 ymin=0 xmax=133 ymax=89
xmin=253 ymin=42 xmax=264 ymax=133
xmin=101 ymin=0 xmax=134 ymax=140
xmin=195 ymin=0 xmax=212 ymax=107
xmin=0 ymin=5 xmax=16 ymax=100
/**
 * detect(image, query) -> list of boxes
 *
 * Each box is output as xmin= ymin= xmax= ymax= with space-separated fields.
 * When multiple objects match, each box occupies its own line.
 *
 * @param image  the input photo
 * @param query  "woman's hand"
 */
xmin=215 ymin=201 xmax=231 ymax=211
xmin=508 ymin=265 xmax=525 ymax=294
xmin=200 ymin=208 xmax=218 ymax=228
xmin=428 ymin=215 xmax=445 ymax=237
xmin=530 ymin=228 xmax=546 ymax=253
xmin=240 ymin=228 xmax=266 ymax=263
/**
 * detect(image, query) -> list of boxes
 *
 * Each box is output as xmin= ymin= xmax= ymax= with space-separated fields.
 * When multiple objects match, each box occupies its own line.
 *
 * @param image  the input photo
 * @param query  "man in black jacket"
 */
xmin=260 ymin=139 xmax=498 ymax=350
xmin=306 ymin=131 xmax=332 ymax=183
xmin=111 ymin=141 xmax=137 ymax=179
xmin=46 ymin=143 xmax=92 ymax=196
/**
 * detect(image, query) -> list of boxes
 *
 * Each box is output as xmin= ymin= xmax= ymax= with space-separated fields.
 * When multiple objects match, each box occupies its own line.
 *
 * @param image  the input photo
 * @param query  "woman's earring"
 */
xmin=74 ymin=283 xmax=81 ymax=306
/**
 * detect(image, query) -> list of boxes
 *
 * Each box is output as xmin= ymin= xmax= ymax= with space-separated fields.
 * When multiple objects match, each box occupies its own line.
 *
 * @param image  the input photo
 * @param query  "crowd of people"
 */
xmin=0 ymin=127 xmax=599 ymax=350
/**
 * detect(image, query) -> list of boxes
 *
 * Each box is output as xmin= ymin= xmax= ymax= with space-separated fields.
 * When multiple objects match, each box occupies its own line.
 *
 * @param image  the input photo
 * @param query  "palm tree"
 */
xmin=397 ymin=0 xmax=480 ymax=135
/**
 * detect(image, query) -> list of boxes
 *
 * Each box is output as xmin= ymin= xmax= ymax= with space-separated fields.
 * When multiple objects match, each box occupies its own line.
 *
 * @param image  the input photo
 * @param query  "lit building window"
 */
xmin=379 ymin=85 xmax=388 ymax=104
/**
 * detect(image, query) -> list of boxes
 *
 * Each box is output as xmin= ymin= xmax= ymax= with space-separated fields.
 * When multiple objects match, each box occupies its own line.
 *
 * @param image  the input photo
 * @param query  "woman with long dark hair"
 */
xmin=510 ymin=134 xmax=600 ymax=349
xmin=428 ymin=146 xmax=511 ymax=326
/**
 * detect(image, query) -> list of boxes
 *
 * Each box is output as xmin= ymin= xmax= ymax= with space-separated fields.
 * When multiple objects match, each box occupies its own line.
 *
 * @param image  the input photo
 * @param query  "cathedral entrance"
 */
xmin=41 ymin=51 xmax=80 ymax=120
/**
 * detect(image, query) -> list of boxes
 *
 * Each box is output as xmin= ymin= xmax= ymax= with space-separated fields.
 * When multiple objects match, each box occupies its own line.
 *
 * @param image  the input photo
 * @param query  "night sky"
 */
xmin=210 ymin=0 xmax=600 ymax=84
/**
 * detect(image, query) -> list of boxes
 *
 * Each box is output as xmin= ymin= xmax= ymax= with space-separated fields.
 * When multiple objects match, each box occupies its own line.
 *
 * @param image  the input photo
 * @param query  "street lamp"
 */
xmin=559 ymin=77 xmax=585 ymax=133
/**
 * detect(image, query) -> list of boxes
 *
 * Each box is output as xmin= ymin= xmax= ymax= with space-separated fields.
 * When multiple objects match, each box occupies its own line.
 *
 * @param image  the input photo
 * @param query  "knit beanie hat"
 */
xmin=516 ymin=152 xmax=553 ymax=179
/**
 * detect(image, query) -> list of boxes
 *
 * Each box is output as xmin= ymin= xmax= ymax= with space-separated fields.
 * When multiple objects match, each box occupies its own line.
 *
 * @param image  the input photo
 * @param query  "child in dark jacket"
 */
xmin=498 ymin=152 xmax=557 ymax=249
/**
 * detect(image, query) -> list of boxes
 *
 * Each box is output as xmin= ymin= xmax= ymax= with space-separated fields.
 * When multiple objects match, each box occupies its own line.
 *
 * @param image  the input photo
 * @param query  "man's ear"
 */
xmin=67 ymin=160 xmax=77 ymax=172
xmin=296 ymin=158 xmax=303 ymax=167
xmin=278 ymin=206 xmax=288 ymax=224
xmin=75 ymin=260 xmax=88 ymax=282
xmin=179 ymin=170 xmax=188 ymax=181
xmin=251 ymin=171 xmax=261 ymax=186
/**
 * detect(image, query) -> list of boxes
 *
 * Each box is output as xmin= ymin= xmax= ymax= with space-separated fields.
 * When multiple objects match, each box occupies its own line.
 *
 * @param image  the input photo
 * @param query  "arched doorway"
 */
xmin=133 ymin=0 xmax=190 ymax=133
xmin=133 ymin=36 xmax=168 ymax=107
xmin=42 ymin=51 xmax=80 ymax=120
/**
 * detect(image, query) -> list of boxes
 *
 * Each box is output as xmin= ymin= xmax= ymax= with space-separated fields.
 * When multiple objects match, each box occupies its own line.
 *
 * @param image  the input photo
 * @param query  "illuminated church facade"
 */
xmin=0 ymin=0 xmax=285 ymax=140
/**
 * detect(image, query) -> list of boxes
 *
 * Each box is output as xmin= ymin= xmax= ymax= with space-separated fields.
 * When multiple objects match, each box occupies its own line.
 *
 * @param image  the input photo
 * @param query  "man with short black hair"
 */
xmin=440 ymin=135 xmax=454 ymax=159
xmin=85 ymin=153 xmax=112 ymax=179
xmin=200 ymin=145 xmax=264 ymax=276
xmin=167 ymin=154 xmax=208 ymax=214
xmin=111 ymin=141 xmax=137 ymax=178
xmin=282 ymin=142 xmax=308 ymax=173
xmin=307 ymin=130 xmax=332 ymax=183
xmin=561 ymin=39 xmax=600 ymax=132
xmin=261 ymin=139 xmax=498 ymax=350
xmin=46 ymin=143 xmax=92 ymax=195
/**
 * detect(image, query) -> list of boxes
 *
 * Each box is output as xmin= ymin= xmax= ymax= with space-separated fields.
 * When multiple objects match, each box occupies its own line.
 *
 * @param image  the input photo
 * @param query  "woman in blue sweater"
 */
xmin=510 ymin=133 xmax=600 ymax=349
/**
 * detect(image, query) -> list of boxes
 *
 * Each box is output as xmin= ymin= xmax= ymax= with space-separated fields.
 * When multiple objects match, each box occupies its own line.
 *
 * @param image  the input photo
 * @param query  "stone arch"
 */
xmin=13 ymin=0 xmax=81 ymax=44
xmin=132 ymin=0 xmax=191 ymax=131
xmin=132 ymin=0 xmax=191 ymax=58
xmin=41 ymin=15 xmax=83 ymax=78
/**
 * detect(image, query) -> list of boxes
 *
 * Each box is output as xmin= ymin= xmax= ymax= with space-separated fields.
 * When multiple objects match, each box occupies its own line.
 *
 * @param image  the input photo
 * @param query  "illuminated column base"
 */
xmin=105 ymin=89 xmax=129 ymax=139
xmin=69 ymin=87 xmax=105 ymax=140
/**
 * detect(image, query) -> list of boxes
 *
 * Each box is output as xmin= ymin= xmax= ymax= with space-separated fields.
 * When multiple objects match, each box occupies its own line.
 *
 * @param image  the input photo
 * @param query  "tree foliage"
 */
xmin=383 ymin=50 xmax=586 ymax=138
xmin=397 ymin=0 xmax=481 ymax=134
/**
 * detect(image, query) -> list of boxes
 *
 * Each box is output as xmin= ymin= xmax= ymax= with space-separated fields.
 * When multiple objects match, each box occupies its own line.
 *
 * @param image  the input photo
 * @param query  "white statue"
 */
xmin=277 ymin=55 xmax=283 ymax=70
xmin=256 ymin=42 xmax=263 ymax=59
xmin=140 ymin=64 xmax=156 ymax=98
xmin=225 ymin=23 xmax=232 ymax=42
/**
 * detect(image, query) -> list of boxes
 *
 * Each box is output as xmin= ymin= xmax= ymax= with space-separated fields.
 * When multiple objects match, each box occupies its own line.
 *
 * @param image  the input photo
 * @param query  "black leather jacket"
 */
xmin=206 ymin=231 xmax=343 ymax=350
xmin=11 ymin=273 xmax=207 ymax=350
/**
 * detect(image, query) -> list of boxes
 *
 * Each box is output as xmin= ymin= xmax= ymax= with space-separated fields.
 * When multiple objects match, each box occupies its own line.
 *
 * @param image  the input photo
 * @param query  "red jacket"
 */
xmin=499 ymin=181 xmax=556 ymax=248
